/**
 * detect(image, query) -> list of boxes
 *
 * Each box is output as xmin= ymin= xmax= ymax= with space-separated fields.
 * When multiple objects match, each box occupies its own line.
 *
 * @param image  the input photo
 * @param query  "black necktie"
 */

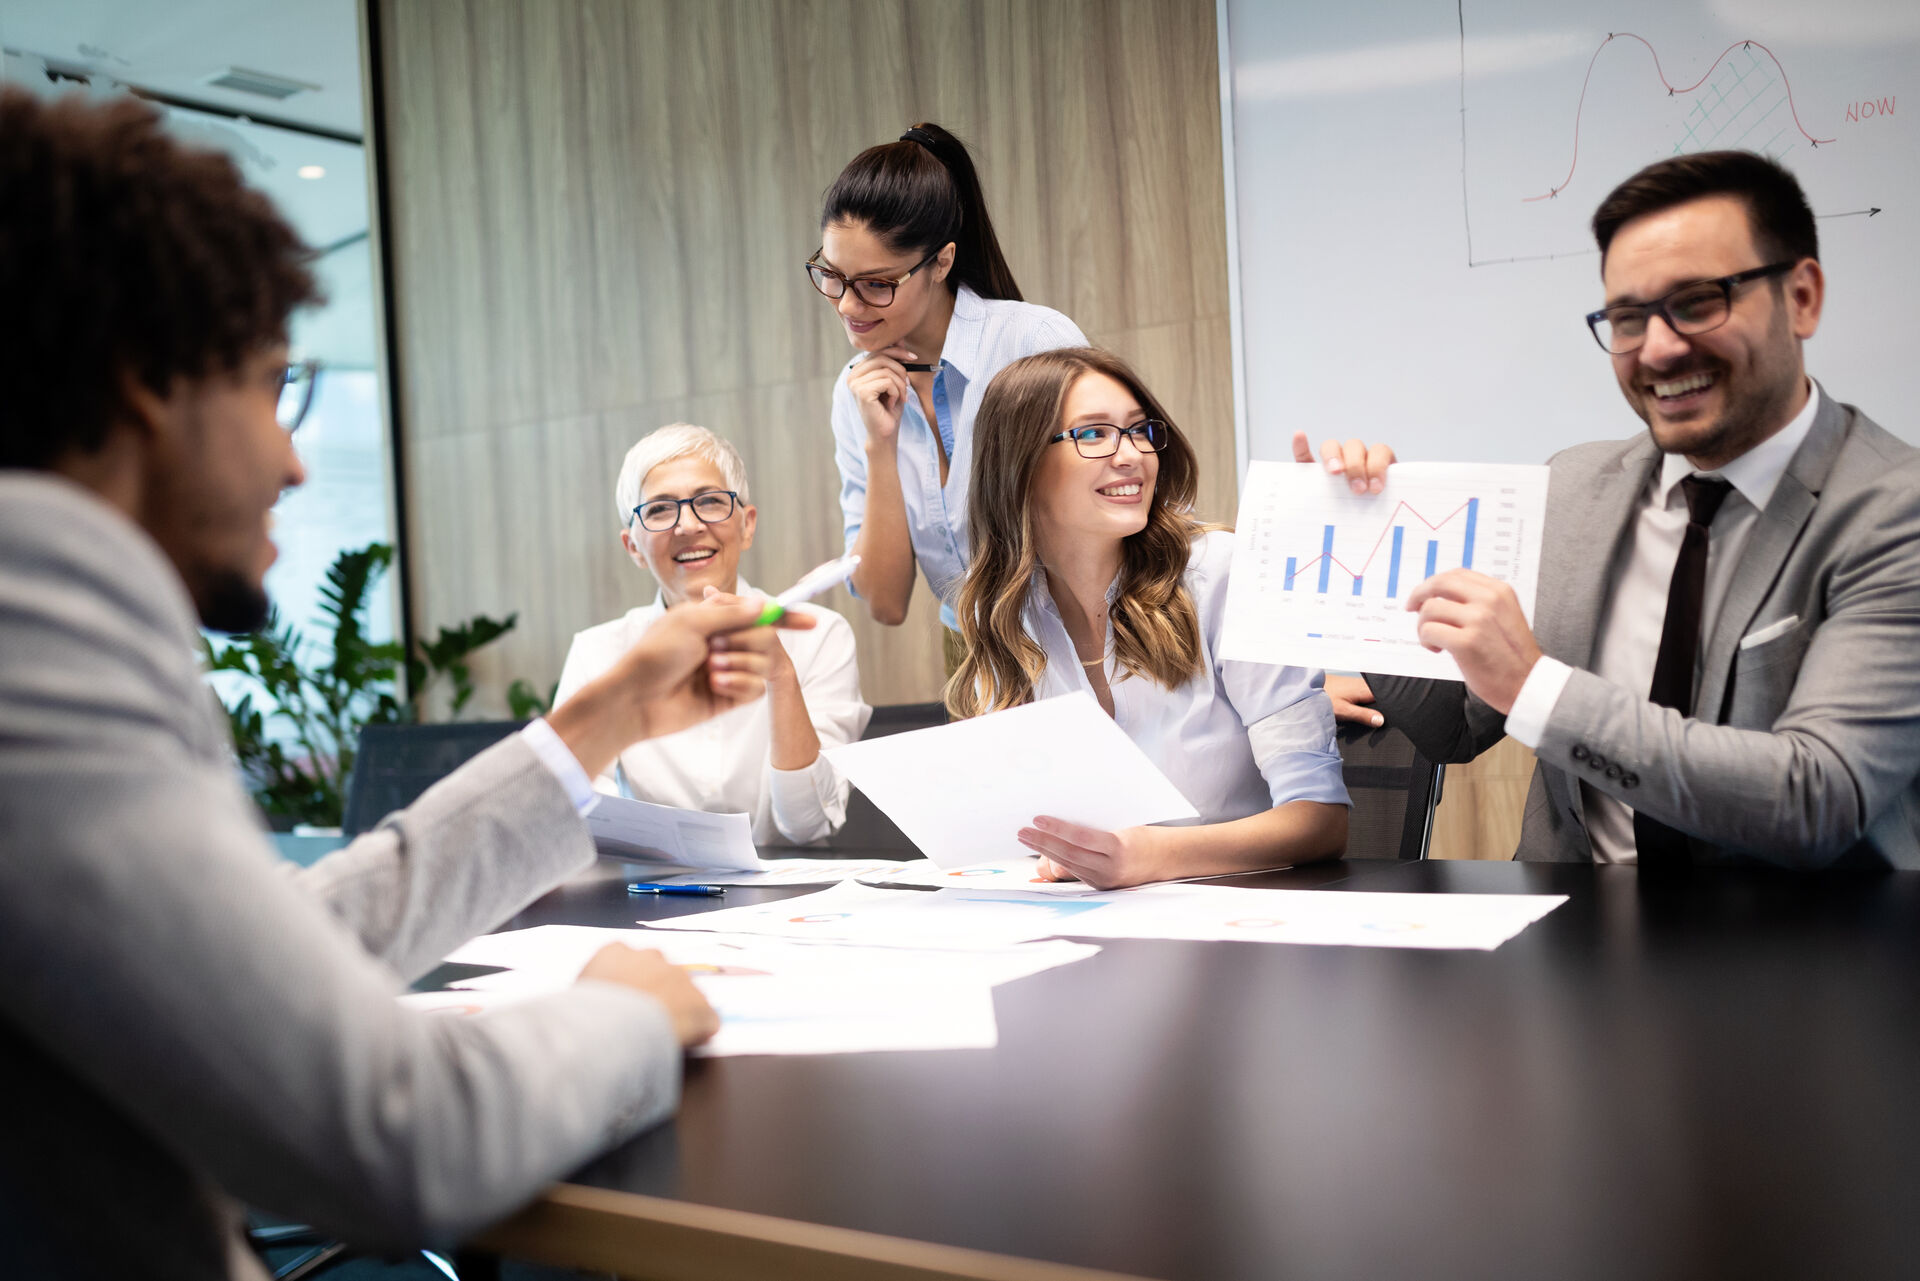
xmin=1634 ymin=474 xmax=1735 ymax=868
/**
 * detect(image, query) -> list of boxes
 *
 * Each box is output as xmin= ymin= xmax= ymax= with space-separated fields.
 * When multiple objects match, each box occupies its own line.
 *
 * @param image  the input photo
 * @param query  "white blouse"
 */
xmin=553 ymin=581 xmax=871 ymax=845
xmin=1024 ymin=530 xmax=1349 ymax=825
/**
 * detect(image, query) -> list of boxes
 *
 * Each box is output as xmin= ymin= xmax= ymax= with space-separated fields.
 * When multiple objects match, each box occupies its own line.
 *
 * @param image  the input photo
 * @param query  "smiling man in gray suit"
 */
xmin=1315 ymin=150 xmax=1920 ymax=869
xmin=0 ymin=89 xmax=808 ymax=1277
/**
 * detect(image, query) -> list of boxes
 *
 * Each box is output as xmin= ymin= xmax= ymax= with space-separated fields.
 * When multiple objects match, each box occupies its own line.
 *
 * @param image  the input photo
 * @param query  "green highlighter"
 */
xmin=754 ymin=554 xmax=862 ymax=626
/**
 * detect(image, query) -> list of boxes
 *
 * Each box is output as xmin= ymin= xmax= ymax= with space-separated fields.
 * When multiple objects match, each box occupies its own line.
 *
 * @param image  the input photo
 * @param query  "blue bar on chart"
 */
xmin=1351 ymin=576 xmax=1363 ymax=597
xmin=1425 ymin=539 xmax=1439 ymax=578
xmin=1462 ymin=498 xmax=1479 ymax=570
xmin=1317 ymin=525 xmax=1334 ymax=594
xmin=1284 ymin=557 xmax=1297 ymax=590
xmin=1387 ymin=527 xmax=1405 ymax=597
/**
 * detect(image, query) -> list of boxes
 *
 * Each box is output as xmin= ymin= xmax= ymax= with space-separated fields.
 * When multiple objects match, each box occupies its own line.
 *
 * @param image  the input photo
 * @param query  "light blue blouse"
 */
xmin=830 ymin=285 xmax=1087 ymax=628
xmin=1024 ymin=531 xmax=1351 ymax=824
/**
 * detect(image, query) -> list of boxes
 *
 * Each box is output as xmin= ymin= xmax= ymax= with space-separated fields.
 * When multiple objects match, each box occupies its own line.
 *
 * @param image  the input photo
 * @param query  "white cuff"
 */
xmin=520 ymin=718 xmax=601 ymax=816
xmin=767 ymin=755 xmax=845 ymax=845
xmin=1502 ymin=657 xmax=1573 ymax=749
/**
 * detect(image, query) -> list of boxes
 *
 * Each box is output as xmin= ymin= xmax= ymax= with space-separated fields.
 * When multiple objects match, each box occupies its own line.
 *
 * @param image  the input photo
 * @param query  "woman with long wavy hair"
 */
xmin=947 ymin=348 xmax=1349 ymax=888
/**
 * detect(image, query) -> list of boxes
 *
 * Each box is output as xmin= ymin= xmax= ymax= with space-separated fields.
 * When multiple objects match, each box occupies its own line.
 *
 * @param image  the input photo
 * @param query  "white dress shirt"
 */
xmin=1505 ymin=381 xmax=1823 ymax=863
xmin=552 ymin=580 xmax=871 ymax=845
xmin=1025 ymin=530 xmax=1350 ymax=830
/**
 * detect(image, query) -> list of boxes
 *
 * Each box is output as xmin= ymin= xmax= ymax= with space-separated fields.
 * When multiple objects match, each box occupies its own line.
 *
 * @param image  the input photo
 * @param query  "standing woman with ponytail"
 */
xmin=810 ymin=124 xmax=1087 ymax=643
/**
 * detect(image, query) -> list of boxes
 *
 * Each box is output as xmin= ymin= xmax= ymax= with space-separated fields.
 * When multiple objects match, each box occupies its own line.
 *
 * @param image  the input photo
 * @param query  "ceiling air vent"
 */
xmin=200 ymin=66 xmax=320 ymax=101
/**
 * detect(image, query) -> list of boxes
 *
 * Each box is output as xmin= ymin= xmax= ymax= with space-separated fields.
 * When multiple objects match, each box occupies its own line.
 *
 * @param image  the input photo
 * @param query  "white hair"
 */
xmin=613 ymin=423 xmax=751 ymax=527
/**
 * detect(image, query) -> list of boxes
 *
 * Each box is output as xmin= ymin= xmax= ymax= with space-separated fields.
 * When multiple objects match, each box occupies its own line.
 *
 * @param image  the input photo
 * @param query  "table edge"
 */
xmin=475 ymin=1180 xmax=1156 ymax=1281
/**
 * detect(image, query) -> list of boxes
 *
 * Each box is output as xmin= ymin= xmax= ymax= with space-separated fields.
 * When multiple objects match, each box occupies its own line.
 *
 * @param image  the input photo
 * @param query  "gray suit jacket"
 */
xmin=1370 ymin=393 xmax=1920 ymax=868
xmin=0 ymin=474 xmax=681 ymax=1278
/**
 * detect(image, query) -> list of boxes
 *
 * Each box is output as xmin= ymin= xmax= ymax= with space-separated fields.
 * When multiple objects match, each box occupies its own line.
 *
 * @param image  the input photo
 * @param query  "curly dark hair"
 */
xmin=0 ymin=87 xmax=321 ymax=469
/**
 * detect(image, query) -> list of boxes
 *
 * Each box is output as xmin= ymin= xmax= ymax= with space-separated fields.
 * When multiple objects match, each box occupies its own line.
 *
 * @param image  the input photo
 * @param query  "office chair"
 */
xmin=1335 ymin=722 xmax=1443 ymax=859
xmin=342 ymin=721 xmax=528 ymax=835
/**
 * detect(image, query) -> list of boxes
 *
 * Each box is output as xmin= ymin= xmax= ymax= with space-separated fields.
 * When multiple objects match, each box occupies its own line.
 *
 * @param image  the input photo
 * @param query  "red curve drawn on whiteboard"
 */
xmin=1524 ymin=33 xmax=1835 ymax=203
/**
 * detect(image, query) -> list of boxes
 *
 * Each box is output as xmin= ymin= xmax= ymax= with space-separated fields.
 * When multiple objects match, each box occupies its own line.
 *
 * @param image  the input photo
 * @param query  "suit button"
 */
xmin=1590 ymin=753 xmax=1608 ymax=771
xmin=1571 ymin=745 xmax=1590 ymax=761
xmin=1605 ymin=763 xmax=1622 ymax=779
xmin=1621 ymin=772 xmax=1639 ymax=788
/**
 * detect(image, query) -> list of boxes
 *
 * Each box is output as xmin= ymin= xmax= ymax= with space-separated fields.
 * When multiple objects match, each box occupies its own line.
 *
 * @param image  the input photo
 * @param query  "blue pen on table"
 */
xmin=753 ymin=554 xmax=861 ymax=626
xmin=627 ymin=882 xmax=727 ymax=897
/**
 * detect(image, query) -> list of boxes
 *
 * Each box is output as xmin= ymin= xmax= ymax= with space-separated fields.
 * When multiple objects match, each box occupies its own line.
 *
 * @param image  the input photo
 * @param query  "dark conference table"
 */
xmin=473 ymin=856 xmax=1920 ymax=1280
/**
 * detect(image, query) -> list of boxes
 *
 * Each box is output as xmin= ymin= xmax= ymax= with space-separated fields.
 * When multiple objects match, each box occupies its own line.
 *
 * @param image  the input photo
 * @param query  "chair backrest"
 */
xmin=818 ymin=702 xmax=948 ymax=853
xmin=342 ymin=721 xmax=527 ymax=835
xmin=1335 ymin=723 xmax=1443 ymax=860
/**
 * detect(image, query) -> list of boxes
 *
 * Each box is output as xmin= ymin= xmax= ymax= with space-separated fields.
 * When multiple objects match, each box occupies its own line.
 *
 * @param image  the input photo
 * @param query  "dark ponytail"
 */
xmin=820 ymin=122 xmax=1023 ymax=302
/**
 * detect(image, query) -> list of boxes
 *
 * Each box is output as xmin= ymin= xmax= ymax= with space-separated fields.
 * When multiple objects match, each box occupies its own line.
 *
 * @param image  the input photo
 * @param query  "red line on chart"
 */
xmin=1283 ymin=498 xmax=1476 ymax=584
xmin=1524 ymin=33 xmax=1834 ymax=203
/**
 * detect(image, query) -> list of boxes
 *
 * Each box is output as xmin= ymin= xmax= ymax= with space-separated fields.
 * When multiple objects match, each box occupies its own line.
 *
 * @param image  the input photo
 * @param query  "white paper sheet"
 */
xmin=640 ymin=879 xmax=1135 ymax=947
xmin=965 ymin=884 xmax=1567 ymax=950
xmin=638 ymin=882 xmax=1565 ymax=951
xmin=624 ymin=857 xmax=915 ymax=887
xmin=585 ymin=793 xmax=759 ymax=870
xmin=824 ymin=692 xmax=1199 ymax=869
xmin=433 ymin=927 xmax=1100 ymax=1056
xmin=1220 ymin=460 xmax=1550 ymax=680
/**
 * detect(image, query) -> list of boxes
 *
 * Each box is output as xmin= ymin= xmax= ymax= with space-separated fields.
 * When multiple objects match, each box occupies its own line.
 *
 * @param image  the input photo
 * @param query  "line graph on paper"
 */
xmin=1219 ymin=463 xmax=1550 ymax=680
xmin=1459 ymin=1 xmax=1901 ymax=268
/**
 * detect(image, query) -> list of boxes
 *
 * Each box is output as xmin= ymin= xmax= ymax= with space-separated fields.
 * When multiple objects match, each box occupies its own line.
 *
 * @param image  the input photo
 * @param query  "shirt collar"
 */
xmin=1655 ymin=377 xmax=1822 ymax=513
xmin=938 ymin=284 xmax=987 ymax=382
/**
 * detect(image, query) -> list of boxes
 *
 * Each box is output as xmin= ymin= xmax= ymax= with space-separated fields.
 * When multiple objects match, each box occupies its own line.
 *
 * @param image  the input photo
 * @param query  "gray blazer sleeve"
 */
xmin=1363 ymin=673 xmax=1508 ymax=764
xmin=0 ymin=573 xmax=683 ymax=1250
xmin=1532 ymin=475 xmax=1920 ymax=866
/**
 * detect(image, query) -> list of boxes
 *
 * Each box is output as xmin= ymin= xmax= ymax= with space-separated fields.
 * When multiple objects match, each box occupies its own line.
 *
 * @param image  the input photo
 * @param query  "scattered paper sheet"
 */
xmin=639 ymin=882 xmax=1566 ymax=951
xmin=433 ymin=926 xmax=1099 ymax=1056
xmin=585 ymin=793 xmax=758 ymax=870
xmin=1220 ymin=460 xmax=1550 ymax=680
xmin=977 ymin=884 xmax=1568 ymax=951
xmin=622 ymin=857 xmax=915 ymax=887
xmin=825 ymin=692 xmax=1199 ymax=869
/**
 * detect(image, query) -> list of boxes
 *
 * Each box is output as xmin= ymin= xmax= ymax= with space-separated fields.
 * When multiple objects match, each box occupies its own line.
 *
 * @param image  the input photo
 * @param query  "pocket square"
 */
xmin=1739 ymin=615 xmax=1801 ymax=650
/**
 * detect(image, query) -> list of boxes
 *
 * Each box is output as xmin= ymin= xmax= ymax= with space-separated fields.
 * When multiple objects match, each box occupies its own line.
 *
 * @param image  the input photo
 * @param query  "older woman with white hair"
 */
xmin=555 ymin=424 xmax=870 ymax=844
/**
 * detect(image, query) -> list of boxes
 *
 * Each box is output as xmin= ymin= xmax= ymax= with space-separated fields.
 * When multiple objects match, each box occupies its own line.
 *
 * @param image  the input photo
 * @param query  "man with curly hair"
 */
xmin=0 ymin=88 xmax=806 ymax=1276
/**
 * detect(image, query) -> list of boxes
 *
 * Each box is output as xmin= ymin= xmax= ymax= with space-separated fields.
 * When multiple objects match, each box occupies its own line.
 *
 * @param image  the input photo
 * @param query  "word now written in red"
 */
xmin=1845 ymin=96 xmax=1895 ymax=122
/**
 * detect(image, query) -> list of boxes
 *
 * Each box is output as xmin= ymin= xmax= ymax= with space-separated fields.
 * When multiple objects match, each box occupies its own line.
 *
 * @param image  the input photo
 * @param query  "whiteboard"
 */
xmin=1221 ymin=0 xmax=1920 ymax=468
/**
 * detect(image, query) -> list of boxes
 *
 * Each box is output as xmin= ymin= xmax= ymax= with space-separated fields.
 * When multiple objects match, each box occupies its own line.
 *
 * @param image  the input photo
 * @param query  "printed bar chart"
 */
xmin=1221 ymin=461 xmax=1549 ymax=680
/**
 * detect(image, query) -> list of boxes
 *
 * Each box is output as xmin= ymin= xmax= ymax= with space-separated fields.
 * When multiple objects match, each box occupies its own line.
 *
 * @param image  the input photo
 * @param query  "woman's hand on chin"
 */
xmin=1018 ymin=817 xmax=1176 ymax=890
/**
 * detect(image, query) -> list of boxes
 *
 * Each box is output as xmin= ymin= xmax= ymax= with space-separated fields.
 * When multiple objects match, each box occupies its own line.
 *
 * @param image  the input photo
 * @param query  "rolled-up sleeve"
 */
xmin=1222 ymin=662 xmax=1351 ymax=809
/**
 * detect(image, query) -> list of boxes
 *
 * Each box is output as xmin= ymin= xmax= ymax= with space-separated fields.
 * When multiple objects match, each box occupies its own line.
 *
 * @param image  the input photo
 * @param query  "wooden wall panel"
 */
xmin=376 ymin=0 xmax=1231 ymax=710
xmin=1429 ymin=737 xmax=1534 ymax=861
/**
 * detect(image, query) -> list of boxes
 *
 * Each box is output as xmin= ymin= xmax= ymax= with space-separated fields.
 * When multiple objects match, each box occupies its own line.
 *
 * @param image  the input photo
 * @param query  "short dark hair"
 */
xmin=1592 ymin=150 xmax=1818 ymax=269
xmin=0 ymin=88 xmax=321 ymax=469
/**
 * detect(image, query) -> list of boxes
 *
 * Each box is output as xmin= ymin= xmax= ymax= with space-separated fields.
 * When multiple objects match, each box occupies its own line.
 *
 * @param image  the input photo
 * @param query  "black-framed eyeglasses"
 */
xmin=1585 ymin=262 xmax=1796 ymax=354
xmin=277 ymin=358 xmax=321 ymax=433
xmin=805 ymin=248 xmax=940 ymax=308
xmin=1047 ymin=420 xmax=1168 ymax=458
xmin=631 ymin=490 xmax=741 ymax=532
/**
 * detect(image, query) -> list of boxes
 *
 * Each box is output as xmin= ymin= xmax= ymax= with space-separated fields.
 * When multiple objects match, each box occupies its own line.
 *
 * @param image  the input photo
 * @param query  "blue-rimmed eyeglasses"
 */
xmin=277 ymin=358 xmax=321 ymax=432
xmin=631 ymin=490 xmax=741 ymax=532
xmin=1047 ymin=420 xmax=1168 ymax=459
xmin=1585 ymin=262 xmax=1795 ymax=354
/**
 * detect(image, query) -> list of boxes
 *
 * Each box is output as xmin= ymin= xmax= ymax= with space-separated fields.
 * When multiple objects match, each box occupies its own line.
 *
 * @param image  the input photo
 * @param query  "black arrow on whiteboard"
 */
xmin=1818 ymin=207 xmax=1882 ymax=219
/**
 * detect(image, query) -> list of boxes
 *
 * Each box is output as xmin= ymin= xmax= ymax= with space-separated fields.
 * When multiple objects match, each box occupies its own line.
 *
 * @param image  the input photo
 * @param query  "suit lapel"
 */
xmin=1539 ymin=436 xmax=1658 ymax=669
xmin=1695 ymin=397 xmax=1848 ymax=719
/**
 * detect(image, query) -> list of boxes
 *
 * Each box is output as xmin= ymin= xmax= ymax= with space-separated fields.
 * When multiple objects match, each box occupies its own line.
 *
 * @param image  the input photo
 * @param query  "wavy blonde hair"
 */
xmin=946 ymin=347 xmax=1215 ymax=718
